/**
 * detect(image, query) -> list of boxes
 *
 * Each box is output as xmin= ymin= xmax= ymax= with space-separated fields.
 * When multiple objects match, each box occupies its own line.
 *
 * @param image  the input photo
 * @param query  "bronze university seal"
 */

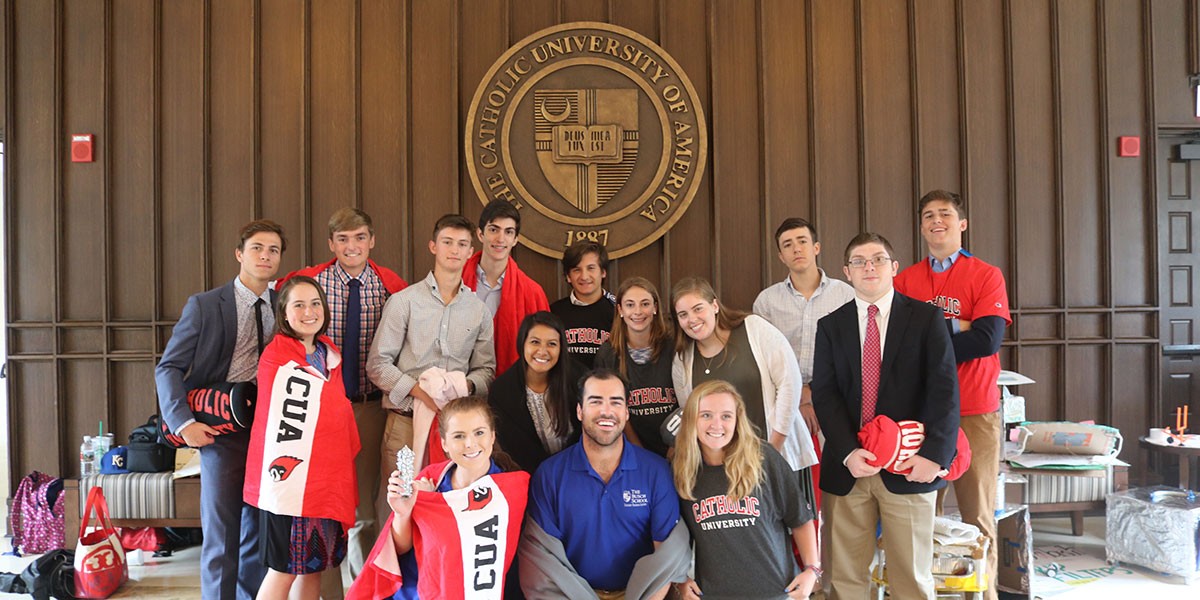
xmin=466 ymin=22 xmax=707 ymax=259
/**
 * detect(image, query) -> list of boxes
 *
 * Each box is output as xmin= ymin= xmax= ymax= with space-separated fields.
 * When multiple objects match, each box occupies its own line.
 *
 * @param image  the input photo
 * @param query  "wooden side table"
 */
xmin=1139 ymin=436 xmax=1200 ymax=490
xmin=63 ymin=476 xmax=202 ymax=546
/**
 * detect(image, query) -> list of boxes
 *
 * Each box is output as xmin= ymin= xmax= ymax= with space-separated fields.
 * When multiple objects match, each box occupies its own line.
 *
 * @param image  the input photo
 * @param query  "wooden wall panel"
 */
xmin=1019 ymin=345 xmax=1063 ymax=421
xmin=604 ymin=1 xmax=663 ymax=291
xmin=662 ymin=0 xmax=712 ymax=294
xmin=560 ymin=0 xmax=606 ymax=23
xmin=63 ymin=359 xmax=105 ymax=475
xmin=1 ymin=0 xmax=1187 ymax=486
xmin=208 ymin=0 xmax=256 ymax=271
xmin=761 ymin=0 xmax=810 ymax=284
xmin=961 ymin=0 xmax=1011 ymax=278
xmin=10 ymin=362 xmax=57 ymax=479
xmin=1111 ymin=0 xmax=1154 ymax=308
xmin=10 ymin=0 xmax=56 ymax=323
xmin=1010 ymin=0 xmax=1060 ymax=309
xmin=811 ymin=0 xmax=860 ymax=270
xmin=861 ymin=0 xmax=914 ymax=259
xmin=109 ymin=0 xmax=155 ymax=321
xmin=110 ymin=360 xmax=157 ymax=447
xmin=459 ymin=0 xmax=506 ymax=232
xmin=1113 ymin=344 xmax=1155 ymax=461
xmin=360 ymin=0 xmax=407 ymax=277
xmin=159 ymin=0 xmax=206 ymax=310
xmin=61 ymin=0 xmax=104 ymax=322
xmin=259 ymin=0 xmax=305 ymax=277
xmin=309 ymin=0 xmax=357 ymax=261
xmin=913 ymin=0 xmax=961 ymax=206
xmin=1057 ymin=1 xmax=1104 ymax=308
xmin=409 ymin=0 xmax=458 ymax=250
xmin=1152 ymin=0 xmax=1194 ymax=126
xmin=1066 ymin=344 xmax=1108 ymax=422
xmin=710 ymin=0 xmax=761 ymax=310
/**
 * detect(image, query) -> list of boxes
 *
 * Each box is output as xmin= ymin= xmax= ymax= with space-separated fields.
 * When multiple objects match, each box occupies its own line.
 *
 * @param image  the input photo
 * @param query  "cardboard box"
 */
xmin=996 ymin=505 xmax=1032 ymax=596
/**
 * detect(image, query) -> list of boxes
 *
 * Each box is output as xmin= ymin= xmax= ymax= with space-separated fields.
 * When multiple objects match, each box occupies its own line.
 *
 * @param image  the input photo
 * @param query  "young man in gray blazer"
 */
xmin=155 ymin=219 xmax=285 ymax=600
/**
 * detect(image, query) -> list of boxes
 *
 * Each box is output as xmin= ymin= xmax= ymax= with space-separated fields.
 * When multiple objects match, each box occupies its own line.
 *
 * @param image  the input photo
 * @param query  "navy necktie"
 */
xmin=344 ymin=279 xmax=362 ymax=398
xmin=254 ymin=298 xmax=266 ymax=356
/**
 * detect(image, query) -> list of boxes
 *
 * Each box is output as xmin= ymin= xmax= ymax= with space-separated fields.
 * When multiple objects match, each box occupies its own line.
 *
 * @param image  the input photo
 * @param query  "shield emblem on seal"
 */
xmin=533 ymin=89 xmax=639 ymax=214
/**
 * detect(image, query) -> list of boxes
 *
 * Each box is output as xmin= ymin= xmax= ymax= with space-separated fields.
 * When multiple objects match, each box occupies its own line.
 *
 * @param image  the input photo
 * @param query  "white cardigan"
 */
xmin=672 ymin=314 xmax=818 ymax=470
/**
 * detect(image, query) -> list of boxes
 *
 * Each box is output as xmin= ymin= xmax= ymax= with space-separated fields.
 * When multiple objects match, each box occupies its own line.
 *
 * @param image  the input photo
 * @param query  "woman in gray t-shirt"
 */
xmin=672 ymin=380 xmax=821 ymax=599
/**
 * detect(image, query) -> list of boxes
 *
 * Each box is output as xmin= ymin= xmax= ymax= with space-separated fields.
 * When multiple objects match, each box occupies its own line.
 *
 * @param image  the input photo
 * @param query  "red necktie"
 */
xmin=861 ymin=304 xmax=881 ymax=426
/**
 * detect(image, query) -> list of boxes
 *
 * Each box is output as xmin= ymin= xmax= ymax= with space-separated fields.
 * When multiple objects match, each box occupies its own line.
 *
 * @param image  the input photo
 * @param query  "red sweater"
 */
xmin=244 ymin=334 xmax=361 ymax=529
xmin=895 ymin=254 xmax=1011 ymax=415
xmin=460 ymin=252 xmax=549 ymax=373
xmin=281 ymin=258 xmax=407 ymax=294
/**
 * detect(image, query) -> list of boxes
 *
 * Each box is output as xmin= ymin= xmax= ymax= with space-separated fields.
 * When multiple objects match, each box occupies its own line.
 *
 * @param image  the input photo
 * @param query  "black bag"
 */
xmin=127 ymin=415 xmax=176 ymax=473
xmin=18 ymin=548 xmax=75 ymax=600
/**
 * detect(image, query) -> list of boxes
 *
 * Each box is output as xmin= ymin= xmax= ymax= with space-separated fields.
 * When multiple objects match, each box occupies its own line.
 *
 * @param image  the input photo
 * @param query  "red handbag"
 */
xmin=118 ymin=526 xmax=165 ymax=552
xmin=73 ymin=487 xmax=128 ymax=598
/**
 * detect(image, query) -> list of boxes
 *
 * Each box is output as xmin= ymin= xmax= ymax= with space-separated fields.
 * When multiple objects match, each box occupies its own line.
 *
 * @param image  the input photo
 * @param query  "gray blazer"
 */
xmin=155 ymin=280 xmax=269 ymax=432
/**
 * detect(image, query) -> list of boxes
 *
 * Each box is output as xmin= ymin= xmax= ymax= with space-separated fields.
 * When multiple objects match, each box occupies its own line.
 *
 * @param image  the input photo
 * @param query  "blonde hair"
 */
xmin=672 ymin=380 xmax=764 ymax=500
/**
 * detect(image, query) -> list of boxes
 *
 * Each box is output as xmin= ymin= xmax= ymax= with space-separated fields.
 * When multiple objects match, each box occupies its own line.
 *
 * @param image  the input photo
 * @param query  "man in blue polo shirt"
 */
xmin=524 ymin=368 xmax=680 ymax=599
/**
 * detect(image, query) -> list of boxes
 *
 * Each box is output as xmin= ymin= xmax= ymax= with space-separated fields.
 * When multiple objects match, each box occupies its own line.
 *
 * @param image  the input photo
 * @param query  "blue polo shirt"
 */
xmin=528 ymin=438 xmax=679 ymax=591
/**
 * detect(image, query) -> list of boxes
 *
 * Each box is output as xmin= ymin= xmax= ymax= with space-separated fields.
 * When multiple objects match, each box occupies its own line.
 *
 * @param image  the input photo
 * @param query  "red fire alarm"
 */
xmin=1117 ymin=136 xmax=1140 ymax=158
xmin=71 ymin=134 xmax=94 ymax=163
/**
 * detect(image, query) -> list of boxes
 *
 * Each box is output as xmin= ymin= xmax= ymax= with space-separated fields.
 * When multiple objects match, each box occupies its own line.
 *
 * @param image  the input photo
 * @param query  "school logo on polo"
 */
xmin=466 ymin=22 xmax=707 ymax=259
xmin=623 ymin=488 xmax=649 ymax=507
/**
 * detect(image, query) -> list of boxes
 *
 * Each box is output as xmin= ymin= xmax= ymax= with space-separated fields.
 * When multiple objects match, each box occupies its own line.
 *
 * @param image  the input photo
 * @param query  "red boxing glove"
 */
xmin=857 ymin=415 xmax=972 ymax=480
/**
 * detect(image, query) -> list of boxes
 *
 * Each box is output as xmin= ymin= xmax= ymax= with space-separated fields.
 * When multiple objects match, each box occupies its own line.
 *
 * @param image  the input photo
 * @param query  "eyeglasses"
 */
xmin=846 ymin=256 xmax=893 ymax=269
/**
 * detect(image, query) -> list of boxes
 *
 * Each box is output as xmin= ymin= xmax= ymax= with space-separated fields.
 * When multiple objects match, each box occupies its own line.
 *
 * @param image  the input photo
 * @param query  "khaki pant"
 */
xmin=823 ymin=475 xmax=936 ymax=600
xmin=937 ymin=410 xmax=1002 ymax=600
xmin=375 ymin=411 xmax=415 ymax=528
xmin=318 ymin=400 xmax=388 ymax=599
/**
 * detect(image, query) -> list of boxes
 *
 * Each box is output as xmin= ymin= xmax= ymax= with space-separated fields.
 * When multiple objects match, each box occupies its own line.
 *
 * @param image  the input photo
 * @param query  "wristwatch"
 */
xmin=805 ymin=564 xmax=824 ymax=579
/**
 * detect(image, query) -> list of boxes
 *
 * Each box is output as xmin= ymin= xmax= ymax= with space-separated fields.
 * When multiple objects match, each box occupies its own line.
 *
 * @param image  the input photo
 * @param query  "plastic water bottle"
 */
xmin=80 ymin=435 xmax=95 ymax=477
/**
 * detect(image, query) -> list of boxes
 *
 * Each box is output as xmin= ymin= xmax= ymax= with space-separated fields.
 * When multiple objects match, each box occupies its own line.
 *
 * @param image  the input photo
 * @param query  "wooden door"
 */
xmin=1159 ymin=135 xmax=1200 ymax=460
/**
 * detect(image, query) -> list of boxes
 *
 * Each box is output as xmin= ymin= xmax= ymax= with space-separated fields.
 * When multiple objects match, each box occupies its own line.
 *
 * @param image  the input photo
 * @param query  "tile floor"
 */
xmin=0 ymin=514 xmax=1194 ymax=599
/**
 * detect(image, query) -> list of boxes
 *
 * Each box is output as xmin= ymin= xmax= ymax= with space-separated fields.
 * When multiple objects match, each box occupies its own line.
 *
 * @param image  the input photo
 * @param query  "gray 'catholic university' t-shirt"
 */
xmin=680 ymin=442 xmax=814 ymax=599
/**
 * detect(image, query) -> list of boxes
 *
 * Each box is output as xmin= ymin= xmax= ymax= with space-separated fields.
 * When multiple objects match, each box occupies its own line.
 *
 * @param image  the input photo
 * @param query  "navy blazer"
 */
xmin=155 ymin=280 xmax=275 ymax=433
xmin=811 ymin=291 xmax=960 ymax=496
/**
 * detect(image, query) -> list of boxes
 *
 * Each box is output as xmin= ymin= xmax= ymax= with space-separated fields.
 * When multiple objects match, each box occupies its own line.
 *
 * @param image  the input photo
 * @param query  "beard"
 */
xmin=582 ymin=418 xmax=624 ymax=448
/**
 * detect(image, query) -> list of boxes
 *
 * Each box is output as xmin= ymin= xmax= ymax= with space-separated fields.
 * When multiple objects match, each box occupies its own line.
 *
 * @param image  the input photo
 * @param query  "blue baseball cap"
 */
xmin=100 ymin=446 xmax=129 ymax=474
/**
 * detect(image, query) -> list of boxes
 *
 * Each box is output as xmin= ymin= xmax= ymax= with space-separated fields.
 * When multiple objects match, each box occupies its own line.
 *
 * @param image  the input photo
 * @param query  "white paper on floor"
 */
xmin=1032 ymin=542 xmax=1196 ymax=598
xmin=1032 ymin=543 xmax=1139 ymax=595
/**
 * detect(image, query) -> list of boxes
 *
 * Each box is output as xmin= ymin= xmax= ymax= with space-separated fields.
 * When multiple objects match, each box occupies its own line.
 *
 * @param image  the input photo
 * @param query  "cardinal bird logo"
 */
xmin=464 ymin=486 xmax=493 ymax=511
xmin=268 ymin=456 xmax=304 ymax=482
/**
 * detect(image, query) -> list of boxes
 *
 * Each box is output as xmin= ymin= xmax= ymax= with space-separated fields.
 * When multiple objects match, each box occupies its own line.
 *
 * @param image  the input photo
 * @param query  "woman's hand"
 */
xmin=385 ymin=470 xmax=434 ymax=516
xmin=675 ymin=577 xmax=703 ymax=600
xmin=785 ymin=568 xmax=818 ymax=598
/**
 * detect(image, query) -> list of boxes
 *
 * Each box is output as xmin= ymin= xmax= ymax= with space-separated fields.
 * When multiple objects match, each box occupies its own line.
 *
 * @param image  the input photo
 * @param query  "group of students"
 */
xmin=155 ymin=191 xmax=1010 ymax=600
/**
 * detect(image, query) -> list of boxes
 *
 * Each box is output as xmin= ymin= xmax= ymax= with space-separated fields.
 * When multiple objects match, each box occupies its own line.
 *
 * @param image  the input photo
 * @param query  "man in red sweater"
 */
xmin=894 ymin=190 xmax=1011 ymax=600
xmin=460 ymin=200 xmax=550 ymax=373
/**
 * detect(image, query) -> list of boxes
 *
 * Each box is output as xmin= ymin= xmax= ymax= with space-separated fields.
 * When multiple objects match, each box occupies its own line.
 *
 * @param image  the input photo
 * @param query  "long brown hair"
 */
xmin=669 ymin=276 xmax=749 ymax=355
xmin=672 ymin=380 xmax=764 ymax=500
xmin=608 ymin=277 xmax=673 ymax=376
xmin=437 ymin=396 xmax=519 ymax=472
xmin=515 ymin=312 xmax=573 ymax=439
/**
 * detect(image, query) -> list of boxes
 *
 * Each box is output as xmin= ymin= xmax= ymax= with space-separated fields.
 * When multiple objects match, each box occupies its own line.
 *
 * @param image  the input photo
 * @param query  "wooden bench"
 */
xmin=63 ymin=476 xmax=201 ymax=546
